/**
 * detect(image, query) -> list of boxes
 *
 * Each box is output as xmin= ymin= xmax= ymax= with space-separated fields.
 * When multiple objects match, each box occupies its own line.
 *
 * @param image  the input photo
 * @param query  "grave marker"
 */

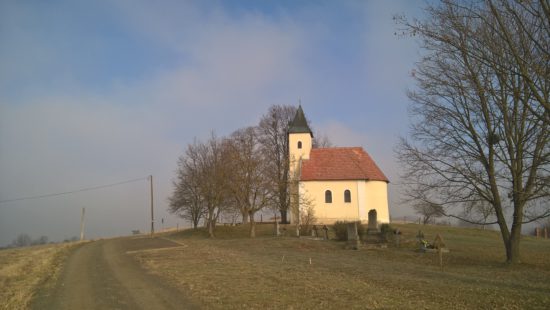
xmin=346 ymin=222 xmax=360 ymax=250
xmin=367 ymin=209 xmax=378 ymax=234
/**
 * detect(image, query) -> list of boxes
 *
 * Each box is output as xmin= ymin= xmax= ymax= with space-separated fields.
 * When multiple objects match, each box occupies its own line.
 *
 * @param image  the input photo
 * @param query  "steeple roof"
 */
xmin=288 ymin=105 xmax=313 ymax=136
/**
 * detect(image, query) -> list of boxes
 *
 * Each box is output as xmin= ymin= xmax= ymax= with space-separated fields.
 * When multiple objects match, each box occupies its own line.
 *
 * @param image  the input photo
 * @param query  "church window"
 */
xmin=325 ymin=190 xmax=332 ymax=203
xmin=344 ymin=190 xmax=351 ymax=203
xmin=298 ymin=141 xmax=302 ymax=149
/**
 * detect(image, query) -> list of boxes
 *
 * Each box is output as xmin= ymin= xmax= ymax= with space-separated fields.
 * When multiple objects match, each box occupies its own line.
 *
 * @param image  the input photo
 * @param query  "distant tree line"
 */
xmin=8 ymin=234 xmax=49 ymax=248
xmin=3 ymin=234 xmax=80 ymax=249
xmin=168 ymin=105 xmax=331 ymax=238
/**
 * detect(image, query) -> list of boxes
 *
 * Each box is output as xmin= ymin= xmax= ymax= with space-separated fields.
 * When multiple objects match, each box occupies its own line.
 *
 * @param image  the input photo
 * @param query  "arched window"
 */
xmin=325 ymin=190 xmax=332 ymax=203
xmin=344 ymin=190 xmax=351 ymax=203
xmin=298 ymin=141 xmax=302 ymax=149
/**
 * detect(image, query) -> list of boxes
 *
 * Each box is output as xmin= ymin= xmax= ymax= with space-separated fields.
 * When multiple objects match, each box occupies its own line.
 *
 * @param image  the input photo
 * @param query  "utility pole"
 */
xmin=150 ymin=175 xmax=154 ymax=237
xmin=80 ymin=207 xmax=85 ymax=241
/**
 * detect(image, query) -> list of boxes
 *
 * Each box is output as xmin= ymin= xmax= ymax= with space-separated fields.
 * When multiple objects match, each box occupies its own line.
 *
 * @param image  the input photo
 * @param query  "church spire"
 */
xmin=288 ymin=105 xmax=313 ymax=137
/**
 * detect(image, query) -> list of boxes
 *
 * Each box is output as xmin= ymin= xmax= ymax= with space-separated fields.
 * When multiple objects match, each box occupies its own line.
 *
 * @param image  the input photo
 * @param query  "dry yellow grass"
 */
xmin=0 ymin=243 xmax=79 ymax=310
xmin=131 ymin=224 xmax=550 ymax=309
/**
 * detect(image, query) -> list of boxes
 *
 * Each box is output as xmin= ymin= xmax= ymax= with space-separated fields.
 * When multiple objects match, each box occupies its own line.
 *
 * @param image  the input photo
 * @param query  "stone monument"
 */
xmin=367 ymin=209 xmax=379 ymax=234
xmin=346 ymin=222 xmax=360 ymax=250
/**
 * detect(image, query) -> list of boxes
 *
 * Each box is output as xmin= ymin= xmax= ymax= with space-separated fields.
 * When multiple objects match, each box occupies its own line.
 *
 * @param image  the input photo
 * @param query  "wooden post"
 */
xmin=80 ymin=207 xmax=85 ymax=241
xmin=150 ymin=175 xmax=154 ymax=237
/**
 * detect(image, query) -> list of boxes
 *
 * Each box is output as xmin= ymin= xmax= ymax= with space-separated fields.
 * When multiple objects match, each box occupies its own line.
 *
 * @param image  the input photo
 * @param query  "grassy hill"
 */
xmin=133 ymin=223 xmax=550 ymax=309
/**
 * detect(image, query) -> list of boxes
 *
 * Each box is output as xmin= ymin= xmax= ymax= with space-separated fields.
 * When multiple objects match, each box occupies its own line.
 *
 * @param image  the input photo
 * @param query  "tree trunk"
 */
xmin=504 ymin=234 xmax=521 ymax=264
xmin=208 ymin=218 xmax=215 ymax=238
xmin=280 ymin=210 xmax=288 ymax=224
xmin=242 ymin=211 xmax=249 ymax=224
xmin=249 ymin=211 xmax=256 ymax=238
xmin=505 ymin=218 xmax=523 ymax=263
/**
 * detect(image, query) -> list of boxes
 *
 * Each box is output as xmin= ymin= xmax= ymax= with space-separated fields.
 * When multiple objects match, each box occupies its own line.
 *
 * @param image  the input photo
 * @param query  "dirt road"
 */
xmin=31 ymin=236 xmax=197 ymax=310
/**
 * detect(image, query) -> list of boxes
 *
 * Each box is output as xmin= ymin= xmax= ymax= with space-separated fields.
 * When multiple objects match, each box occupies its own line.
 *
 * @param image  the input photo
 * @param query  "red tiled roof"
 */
xmin=300 ymin=147 xmax=389 ymax=182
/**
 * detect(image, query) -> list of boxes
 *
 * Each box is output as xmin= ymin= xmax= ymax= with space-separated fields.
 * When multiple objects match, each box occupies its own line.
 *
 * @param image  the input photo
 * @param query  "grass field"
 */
xmin=0 ymin=242 xmax=79 ymax=310
xmin=132 ymin=223 xmax=550 ymax=309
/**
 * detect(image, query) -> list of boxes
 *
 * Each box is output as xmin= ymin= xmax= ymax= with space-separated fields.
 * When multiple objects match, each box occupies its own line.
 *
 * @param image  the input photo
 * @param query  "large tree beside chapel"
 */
xmin=397 ymin=0 xmax=549 ymax=263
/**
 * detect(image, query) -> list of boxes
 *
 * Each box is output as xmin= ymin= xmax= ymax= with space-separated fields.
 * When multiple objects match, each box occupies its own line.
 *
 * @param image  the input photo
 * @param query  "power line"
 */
xmin=0 ymin=176 xmax=149 ymax=204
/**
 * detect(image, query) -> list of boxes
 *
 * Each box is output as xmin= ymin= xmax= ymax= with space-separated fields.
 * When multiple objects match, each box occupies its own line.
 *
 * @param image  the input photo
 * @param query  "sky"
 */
xmin=0 ymin=0 xmax=426 ymax=246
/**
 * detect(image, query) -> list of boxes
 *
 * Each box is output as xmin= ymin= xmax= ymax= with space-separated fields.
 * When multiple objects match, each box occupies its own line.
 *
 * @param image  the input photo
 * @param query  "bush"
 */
xmin=299 ymin=206 xmax=317 ymax=236
xmin=332 ymin=221 xmax=365 ymax=241
xmin=380 ymin=223 xmax=396 ymax=242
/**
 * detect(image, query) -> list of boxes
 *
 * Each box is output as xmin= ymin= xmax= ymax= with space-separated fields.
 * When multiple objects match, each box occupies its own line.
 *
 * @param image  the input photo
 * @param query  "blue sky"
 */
xmin=0 ymin=0 xmax=426 ymax=245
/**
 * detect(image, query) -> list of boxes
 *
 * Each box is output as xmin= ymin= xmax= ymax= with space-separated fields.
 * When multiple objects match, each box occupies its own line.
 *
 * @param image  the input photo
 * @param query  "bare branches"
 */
xmin=397 ymin=0 xmax=550 ymax=263
xmin=257 ymin=105 xmax=297 ymax=223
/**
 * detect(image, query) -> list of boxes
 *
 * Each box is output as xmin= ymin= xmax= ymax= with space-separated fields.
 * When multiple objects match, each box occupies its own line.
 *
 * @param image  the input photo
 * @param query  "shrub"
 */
xmin=332 ymin=221 xmax=365 ymax=241
xmin=379 ymin=223 xmax=395 ymax=242
xmin=299 ymin=206 xmax=317 ymax=236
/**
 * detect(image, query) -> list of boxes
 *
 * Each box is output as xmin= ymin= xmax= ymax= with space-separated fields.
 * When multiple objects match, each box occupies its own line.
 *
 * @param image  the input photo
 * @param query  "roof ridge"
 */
xmin=312 ymin=146 xmax=363 ymax=150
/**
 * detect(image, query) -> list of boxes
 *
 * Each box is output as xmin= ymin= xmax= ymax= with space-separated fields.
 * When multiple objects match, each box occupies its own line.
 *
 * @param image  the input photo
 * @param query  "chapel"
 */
xmin=288 ymin=106 xmax=390 ymax=225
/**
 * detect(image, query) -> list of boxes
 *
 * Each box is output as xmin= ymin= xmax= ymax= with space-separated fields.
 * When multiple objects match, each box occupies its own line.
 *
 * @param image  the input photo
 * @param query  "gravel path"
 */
xmin=31 ymin=236 xmax=197 ymax=310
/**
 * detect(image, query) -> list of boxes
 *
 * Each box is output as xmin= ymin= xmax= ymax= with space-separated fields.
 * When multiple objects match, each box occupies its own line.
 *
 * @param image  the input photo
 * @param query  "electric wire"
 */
xmin=0 ymin=176 xmax=149 ymax=204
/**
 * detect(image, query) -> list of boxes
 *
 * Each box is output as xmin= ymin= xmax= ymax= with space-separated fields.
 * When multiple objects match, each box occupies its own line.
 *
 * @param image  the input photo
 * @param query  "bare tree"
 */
xmin=413 ymin=200 xmax=444 ymax=225
xmin=199 ymin=134 xmax=231 ymax=238
xmin=168 ymin=147 xmax=207 ymax=229
xmin=173 ymin=134 xmax=230 ymax=238
xmin=225 ymin=127 xmax=273 ymax=237
xmin=397 ymin=0 xmax=550 ymax=263
xmin=257 ymin=105 xmax=332 ymax=224
xmin=312 ymin=130 xmax=333 ymax=148
xmin=11 ymin=234 xmax=32 ymax=247
xmin=257 ymin=105 xmax=297 ymax=224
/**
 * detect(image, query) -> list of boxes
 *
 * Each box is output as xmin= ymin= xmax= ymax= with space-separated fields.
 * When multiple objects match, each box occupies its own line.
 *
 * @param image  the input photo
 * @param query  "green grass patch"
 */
xmin=132 ymin=223 xmax=550 ymax=309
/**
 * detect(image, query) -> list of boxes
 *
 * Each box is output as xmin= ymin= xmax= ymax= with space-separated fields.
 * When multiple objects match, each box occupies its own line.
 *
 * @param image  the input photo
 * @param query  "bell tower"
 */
xmin=288 ymin=105 xmax=313 ymax=178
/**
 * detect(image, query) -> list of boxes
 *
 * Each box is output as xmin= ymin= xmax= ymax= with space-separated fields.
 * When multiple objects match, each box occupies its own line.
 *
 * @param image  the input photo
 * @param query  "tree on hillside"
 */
xmin=174 ymin=134 xmax=230 ymax=238
xmin=169 ymin=149 xmax=207 ymax=229
xmin=397 ymin=0 xmax=550 ymax=263
xmin=257 ymin=105 xmax=333 ymax=224
xmin=225 ymin=127 xmax=273 ymax=237
xmin=198 ymin=134 xmax=231 ymax=238
xmin=413 ymin=199 xmax=444 ymax=225
xmin=257 ymin=105 xmax=296 ymax=224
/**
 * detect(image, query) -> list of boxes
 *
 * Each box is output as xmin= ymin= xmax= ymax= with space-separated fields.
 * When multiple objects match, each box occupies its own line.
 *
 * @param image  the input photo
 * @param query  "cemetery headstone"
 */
xmin=367 ymin=209 xmax=379 ymax=234
xmin=322 ymin=225 xmax=329 ymax=240
xmin=346 ymin=222 xmax=360 ymax=250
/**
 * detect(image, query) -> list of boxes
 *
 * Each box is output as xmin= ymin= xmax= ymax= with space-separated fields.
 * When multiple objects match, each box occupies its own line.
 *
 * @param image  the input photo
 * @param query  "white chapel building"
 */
xmin=288 ymin=106 xmax=390 ymax=225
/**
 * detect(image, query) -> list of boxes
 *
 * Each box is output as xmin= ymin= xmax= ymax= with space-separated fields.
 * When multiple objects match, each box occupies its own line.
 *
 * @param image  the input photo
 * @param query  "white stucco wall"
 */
xmin=300 ymin=180 xmax=389 ymax=224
